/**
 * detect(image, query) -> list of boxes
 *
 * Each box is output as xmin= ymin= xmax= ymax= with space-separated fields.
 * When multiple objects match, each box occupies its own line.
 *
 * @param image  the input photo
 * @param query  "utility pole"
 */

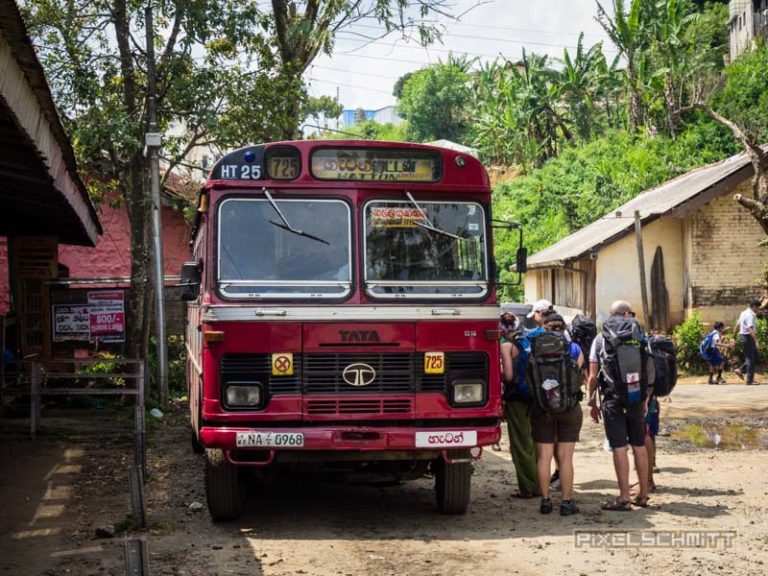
xmin=145 ymin=5 xmax=168 ymax=406
xmin=634 ymin=210 xmax=652 ymax=330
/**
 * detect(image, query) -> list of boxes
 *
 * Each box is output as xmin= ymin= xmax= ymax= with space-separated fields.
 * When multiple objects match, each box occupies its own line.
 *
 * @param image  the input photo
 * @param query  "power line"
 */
xmin=311 ymin=64 xmax=402 ymax=81
xmin=310 ymin=77 xmax=394 ymax=95
xmin=335 ymin=29 xmax=618 ymax=56
xmin=339 ymin=22 xmax=618 ymax=54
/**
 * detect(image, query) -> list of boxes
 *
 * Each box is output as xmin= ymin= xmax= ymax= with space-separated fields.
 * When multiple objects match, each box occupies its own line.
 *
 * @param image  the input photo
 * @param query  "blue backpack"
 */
xmin=699 ymin=330 xmax=717 ymax=359
xmin=504 ymin=327 xmax=545 ymax=402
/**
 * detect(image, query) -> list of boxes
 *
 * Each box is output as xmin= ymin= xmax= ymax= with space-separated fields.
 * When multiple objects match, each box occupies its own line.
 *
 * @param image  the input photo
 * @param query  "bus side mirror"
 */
xmin=179 ymin=261 xmax=202 ymax=301
xmin=516 ymin=246 xmax=528 ymax=274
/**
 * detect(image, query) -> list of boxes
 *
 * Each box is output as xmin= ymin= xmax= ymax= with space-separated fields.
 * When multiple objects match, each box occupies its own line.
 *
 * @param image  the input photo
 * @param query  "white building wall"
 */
xmin=594 ymin=218 xmax=685 ymax=329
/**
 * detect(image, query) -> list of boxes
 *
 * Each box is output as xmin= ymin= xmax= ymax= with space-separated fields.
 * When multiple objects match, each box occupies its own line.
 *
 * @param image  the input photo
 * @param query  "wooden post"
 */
xmin=634 ymin=211 xmax=652 ymax=329
xmin=135 ymin=361 xmax=147 ymax=477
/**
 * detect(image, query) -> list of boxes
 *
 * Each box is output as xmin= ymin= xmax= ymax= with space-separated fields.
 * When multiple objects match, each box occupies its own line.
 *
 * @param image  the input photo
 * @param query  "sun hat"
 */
xmin=526 ymin=298 xmax=552 ymax=318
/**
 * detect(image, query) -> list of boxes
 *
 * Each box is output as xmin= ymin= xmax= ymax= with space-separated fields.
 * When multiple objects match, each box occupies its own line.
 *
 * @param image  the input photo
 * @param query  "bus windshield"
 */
xmin=217 ymin=197 xmax=351 ymax=299
xmin=364 ymin=200 xmax=488 ymax=299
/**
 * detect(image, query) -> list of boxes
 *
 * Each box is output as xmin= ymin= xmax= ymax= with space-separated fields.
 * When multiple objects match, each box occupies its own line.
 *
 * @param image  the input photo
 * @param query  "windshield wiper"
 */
xmin=263 ymin=187 xmax=330 ymax=245
xmin=403 ymin=190 xmax=463 ymax=240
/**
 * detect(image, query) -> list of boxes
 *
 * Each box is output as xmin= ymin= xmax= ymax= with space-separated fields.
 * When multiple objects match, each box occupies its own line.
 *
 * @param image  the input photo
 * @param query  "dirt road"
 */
xmin=1 ymin=382 xmax=767 ymax=576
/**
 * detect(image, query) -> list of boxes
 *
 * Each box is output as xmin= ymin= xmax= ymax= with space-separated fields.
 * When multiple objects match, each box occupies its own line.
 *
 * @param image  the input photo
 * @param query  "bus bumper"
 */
xmin=199 ymin=424 xmax=500 ymax=453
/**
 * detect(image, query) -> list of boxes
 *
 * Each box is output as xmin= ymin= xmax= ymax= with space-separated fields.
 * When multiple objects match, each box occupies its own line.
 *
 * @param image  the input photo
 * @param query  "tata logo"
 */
xmin=342 ymin=363 xmax=376 ymax=387
xmin=339 ymin=330 xmax=380 ymax=343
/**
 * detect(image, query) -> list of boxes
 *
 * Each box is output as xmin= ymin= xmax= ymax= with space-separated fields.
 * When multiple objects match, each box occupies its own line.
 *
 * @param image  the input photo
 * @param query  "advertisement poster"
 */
xmin=87 ymin=290 xmax=126 ymax=343
xmin=52 ymin=305 xmax=91 ymax=342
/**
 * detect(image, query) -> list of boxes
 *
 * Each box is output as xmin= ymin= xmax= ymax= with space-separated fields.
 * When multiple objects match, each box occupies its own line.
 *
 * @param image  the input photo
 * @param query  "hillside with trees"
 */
xmin=379 ymin=0 xmax=768 ymax=297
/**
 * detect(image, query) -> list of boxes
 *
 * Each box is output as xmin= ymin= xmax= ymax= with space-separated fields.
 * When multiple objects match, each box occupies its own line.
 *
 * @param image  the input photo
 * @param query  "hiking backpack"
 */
xmin=650 ymin=334 xmax=678 ymax=397
xmin=503 ymin=332 xmax=533 ymax=402
xmin=525 ymin=330 xmax=581 ymax=414
xmin=569 ymin=315 xmax=597 ymax=361
xmin=598 ymin=316 xmax=650 ymax=406
xmin=699 ymin=330 xmax=717 ymax=360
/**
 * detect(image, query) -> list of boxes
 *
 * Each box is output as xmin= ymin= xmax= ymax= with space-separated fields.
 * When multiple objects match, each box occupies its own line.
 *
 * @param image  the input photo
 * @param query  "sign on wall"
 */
xmin=52 ymin=305 xmax=91 ymax=342
xmin=88 ymin=291 xmax=125 ymax=343
xmin=51 ymin=290 xmax=126 ymax=344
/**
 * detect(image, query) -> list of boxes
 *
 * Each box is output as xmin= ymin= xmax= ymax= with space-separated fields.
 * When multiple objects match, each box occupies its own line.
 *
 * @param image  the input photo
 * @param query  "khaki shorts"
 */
xmin=529 ymin=401 xmax=583 ymax=444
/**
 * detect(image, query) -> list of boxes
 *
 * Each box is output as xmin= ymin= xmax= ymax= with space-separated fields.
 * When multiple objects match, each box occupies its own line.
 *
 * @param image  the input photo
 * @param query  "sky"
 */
xmin=304 ymin=0 xmax=617 ymax=118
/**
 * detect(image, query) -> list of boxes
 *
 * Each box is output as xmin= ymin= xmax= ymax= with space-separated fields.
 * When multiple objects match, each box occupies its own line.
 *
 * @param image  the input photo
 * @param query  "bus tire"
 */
xmin=434 ymin=451 xmax=472 ymax=514
xmin=190 ymin=427 xmax=204 ymax=454
xmin=205 ymin=448 xmax=246 ymax=521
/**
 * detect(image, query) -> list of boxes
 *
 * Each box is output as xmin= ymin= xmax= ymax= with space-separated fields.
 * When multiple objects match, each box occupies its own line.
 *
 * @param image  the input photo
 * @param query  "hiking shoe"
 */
xmin=560 ymin=500 xmax=580 ymax=516
xmin=734 ymin=368 xmax=744 ymax=381
xmin=539 ymin=498 xmax=553 ymax=515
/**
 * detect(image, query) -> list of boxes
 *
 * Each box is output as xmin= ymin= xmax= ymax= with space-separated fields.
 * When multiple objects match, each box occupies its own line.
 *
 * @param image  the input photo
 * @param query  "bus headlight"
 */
xmin=225 ymin=383 xmax=262 ymax=407
xmin=452 ymin=380 xmax=485 ymax=405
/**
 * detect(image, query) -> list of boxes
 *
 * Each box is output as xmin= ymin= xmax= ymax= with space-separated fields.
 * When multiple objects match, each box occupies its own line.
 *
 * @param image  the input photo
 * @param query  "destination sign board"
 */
xmin=311 ymin=148 xmax=441 ymax=182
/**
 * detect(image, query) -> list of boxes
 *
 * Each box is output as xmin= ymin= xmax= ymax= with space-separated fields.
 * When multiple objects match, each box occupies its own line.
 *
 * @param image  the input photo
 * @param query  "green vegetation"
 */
xmin=673 ymin=313 xmax=706 ymax=373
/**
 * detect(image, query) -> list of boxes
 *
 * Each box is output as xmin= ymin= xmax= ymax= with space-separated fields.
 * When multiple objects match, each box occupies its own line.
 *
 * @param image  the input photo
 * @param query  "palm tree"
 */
xmin=596 ymin=0 xmax=646 ymax=132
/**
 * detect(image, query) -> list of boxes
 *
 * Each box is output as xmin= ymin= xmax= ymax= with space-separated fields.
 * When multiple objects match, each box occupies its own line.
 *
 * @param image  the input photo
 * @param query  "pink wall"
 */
xmin=59 ymin=199 xmax=192 ymax=281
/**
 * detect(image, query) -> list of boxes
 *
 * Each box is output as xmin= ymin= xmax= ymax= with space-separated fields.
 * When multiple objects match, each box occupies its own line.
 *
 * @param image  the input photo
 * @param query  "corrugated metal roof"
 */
xmin=526 ymin=150 xmax=755 ymax=269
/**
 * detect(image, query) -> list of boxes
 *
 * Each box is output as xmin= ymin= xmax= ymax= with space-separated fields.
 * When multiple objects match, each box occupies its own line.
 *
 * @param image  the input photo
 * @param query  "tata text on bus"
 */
xmin=180 ymin=140 xmax=525 ymax=520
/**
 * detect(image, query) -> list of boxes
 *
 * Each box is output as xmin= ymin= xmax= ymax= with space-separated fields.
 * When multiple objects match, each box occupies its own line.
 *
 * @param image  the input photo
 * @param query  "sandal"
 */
xmin=631 ymin=496 xmax=650 ymax=508
xmin=601 ymin=498 xmax=632 ymax=511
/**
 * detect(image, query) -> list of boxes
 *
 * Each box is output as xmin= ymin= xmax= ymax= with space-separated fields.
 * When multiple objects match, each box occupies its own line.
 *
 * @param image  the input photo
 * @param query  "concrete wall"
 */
xmin=594 ymin=217 xmax=685 ymax=329
xmin=685 ymin=181 xmax=768 ymax=325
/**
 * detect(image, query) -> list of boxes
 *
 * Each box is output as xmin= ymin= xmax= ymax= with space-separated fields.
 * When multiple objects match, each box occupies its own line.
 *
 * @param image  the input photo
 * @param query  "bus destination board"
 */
xmin=311 ymin=148 xmax=441 ymax=182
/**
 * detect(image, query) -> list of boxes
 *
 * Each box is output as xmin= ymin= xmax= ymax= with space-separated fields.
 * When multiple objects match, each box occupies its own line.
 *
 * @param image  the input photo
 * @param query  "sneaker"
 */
xmin=716 ymin=378 xmax=727 ymax=385
xmin=560 ymin=500 xmax=580 ymax=516
xmin=539 ymin=498 xmax=553 ymax=515
xmin=734 ymin=368 xmax=744 ymax=381
xmin=491 ymin=443 xmax=502 ymax=451
xmin=746 ymin=381 xmax=756 ymax=386
xmin=549 ymin=470 xmax=561 ymax=491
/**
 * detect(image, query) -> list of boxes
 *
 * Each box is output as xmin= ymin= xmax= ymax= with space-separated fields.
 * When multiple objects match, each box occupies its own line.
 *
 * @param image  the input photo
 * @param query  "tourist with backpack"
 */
xmin=527 ymin=313 xmax=584 ymax=516
xmin=586 ymin=300 xmax=652 ymax=511
xmin=500 ymin=304 xmax=539 ymax=499
xmin=700 ymin=322 xmax=727 ymax=385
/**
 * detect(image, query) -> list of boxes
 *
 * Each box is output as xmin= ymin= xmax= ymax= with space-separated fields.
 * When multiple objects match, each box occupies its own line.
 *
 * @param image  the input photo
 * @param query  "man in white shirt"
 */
xmin=735 ymin=299 xmax=761 ymax=385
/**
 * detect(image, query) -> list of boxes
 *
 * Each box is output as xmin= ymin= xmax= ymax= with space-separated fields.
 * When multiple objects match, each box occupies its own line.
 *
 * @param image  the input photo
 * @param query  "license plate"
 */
xmin=236 ymin=431 xmax=305 ymax=448
xmin=415 ymin=430 xmax=477 ymax=448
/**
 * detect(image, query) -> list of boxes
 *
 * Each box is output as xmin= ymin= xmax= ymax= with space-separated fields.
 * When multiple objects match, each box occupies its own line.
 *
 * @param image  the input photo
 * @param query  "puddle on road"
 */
xmin=671 ymin=423 xmax=768 ymax=450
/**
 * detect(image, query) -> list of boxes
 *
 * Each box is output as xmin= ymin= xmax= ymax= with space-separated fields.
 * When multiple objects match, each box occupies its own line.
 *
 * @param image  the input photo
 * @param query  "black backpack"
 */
xmin=569 ymin=315 xmax=597 ymax=361
xmin=649 ymin=335 xmax=677 ymax=397
xmin=598 ymin=316 xmax=650 ymax=406
xmin=526 ymin=330 xmax=581 ymax=414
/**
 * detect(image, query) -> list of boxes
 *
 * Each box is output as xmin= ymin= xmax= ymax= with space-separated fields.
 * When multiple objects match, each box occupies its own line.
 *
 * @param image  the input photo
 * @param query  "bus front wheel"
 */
xmin=434 ymin=451 xmax=472 ymax=514
xmin=205 ymin=448 xmax=246 ymax=521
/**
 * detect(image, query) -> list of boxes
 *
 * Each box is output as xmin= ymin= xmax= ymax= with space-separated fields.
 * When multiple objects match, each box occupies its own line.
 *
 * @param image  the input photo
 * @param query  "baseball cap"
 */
xmin=542 ymin=312 xmax=565 ymax=326
xmin=526 ymin=298 xmax=552 ymax=318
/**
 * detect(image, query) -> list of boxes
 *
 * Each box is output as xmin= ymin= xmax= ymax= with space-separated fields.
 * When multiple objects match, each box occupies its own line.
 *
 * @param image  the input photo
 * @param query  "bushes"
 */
xmin=674 ymin=314 xmax=706 ymax=374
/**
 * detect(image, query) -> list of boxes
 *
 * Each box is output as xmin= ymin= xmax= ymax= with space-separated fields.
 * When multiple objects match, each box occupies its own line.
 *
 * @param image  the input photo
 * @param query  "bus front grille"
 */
xmin=219 ymin=352 xmax=487 ymax=397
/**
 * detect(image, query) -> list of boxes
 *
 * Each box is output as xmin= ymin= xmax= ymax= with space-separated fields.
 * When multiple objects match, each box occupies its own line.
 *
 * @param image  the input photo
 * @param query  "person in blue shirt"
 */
xmin=701 ymin=322 xmax=726 ymax=385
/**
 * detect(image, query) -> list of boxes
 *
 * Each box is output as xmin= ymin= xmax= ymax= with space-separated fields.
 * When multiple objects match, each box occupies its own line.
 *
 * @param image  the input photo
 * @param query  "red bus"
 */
xmin=181 ymin=140 xmax=525 ymax=520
